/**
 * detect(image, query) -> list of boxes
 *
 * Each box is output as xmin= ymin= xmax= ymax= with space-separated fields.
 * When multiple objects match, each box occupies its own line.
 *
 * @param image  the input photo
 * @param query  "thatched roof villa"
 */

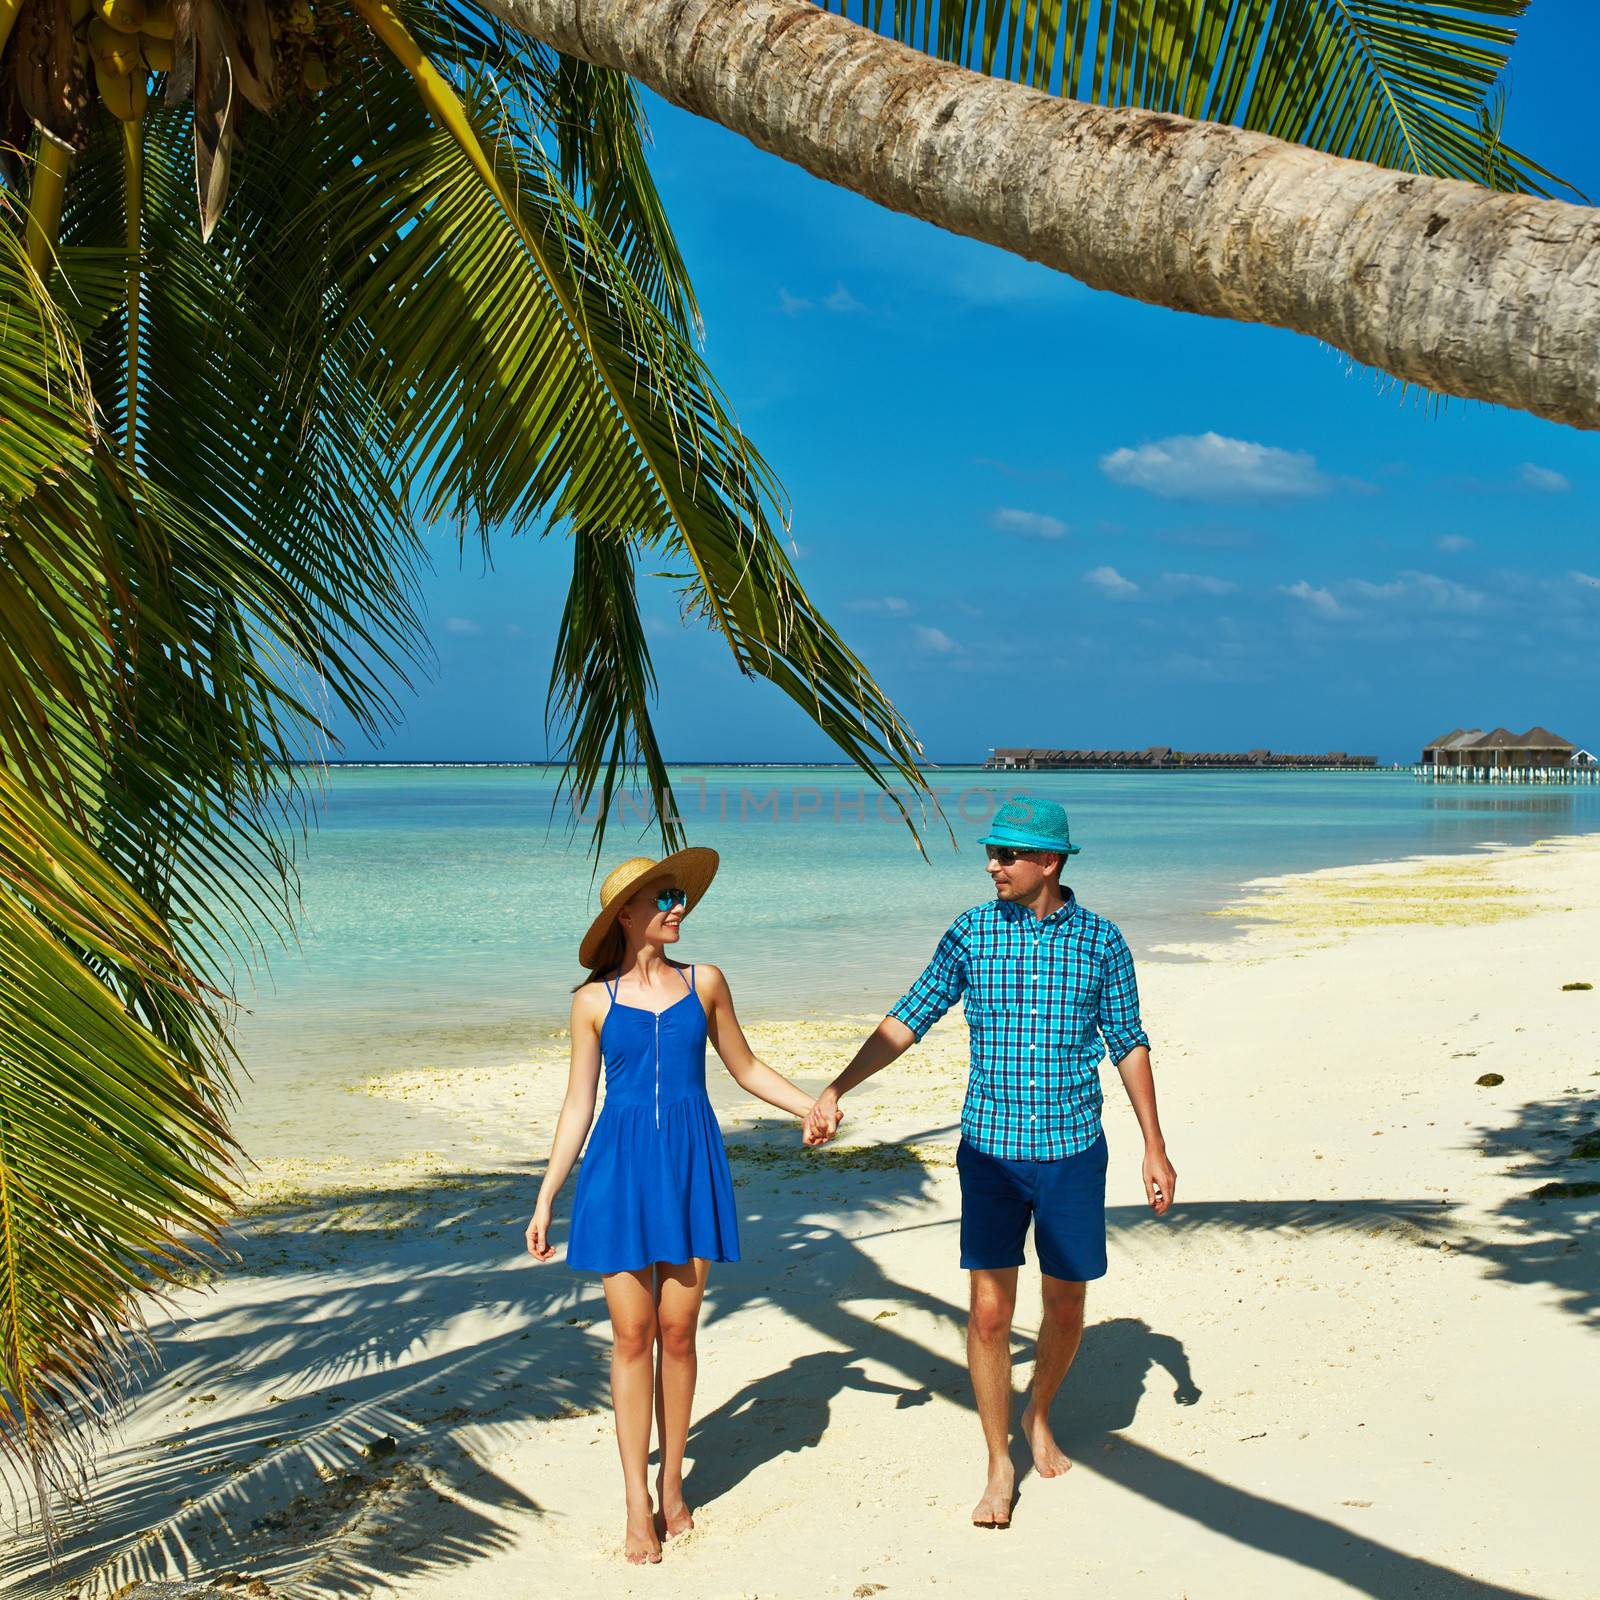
xmin=1420 ymin=727 xmax=1588 ymax=768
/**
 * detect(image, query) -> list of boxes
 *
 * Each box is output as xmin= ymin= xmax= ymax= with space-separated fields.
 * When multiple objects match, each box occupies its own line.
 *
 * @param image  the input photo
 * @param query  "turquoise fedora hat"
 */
xmin=979 ymin=795 xmax=1081 ymax=855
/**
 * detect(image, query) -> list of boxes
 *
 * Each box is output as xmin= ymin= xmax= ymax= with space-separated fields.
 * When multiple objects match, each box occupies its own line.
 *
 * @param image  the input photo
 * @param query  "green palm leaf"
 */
xmin=0 ymin=8 xmax=936 ymax=1534
xmin=828 ymin=0 xmax=1573 ymax=195
xmin=416 ymin=2 xmax=705 ymax=337
xmin=549 ymin=526 xmax=681 ymax=852
xmin=310 ymin=19 xmax=929 ymax=849
xmin=0 ymin=764 xmax=234 ymax=1537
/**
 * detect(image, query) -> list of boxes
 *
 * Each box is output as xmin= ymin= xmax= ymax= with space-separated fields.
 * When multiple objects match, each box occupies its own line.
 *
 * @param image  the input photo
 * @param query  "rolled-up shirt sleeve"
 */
xmin=887 ymin=919 xmax=969 ymax=1043
xmin=1097 ymin=926 xmax=1150 ymax=1064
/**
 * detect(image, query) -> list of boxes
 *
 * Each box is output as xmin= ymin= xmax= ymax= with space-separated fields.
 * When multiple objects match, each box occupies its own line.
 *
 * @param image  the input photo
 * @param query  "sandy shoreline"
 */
xmin=15 ymin=837 xmax=1599 ymax=1598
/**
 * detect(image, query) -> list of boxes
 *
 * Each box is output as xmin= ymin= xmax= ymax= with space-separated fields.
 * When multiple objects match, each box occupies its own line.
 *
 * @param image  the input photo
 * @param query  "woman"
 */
xmin=526 ymin=848 xmax=824 ymax=1565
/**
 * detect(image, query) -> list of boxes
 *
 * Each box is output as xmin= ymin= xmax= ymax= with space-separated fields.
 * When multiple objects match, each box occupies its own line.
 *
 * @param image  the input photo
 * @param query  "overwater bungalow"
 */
xmin=1417 ymin=726 xmax=1596 ymax=783
xmin=1421 ymin=726 xmax=1578 ymax=769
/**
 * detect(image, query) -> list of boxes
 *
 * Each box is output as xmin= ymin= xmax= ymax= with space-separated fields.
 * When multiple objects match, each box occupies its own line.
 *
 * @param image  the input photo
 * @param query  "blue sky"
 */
xmin=331 ymin=2 xmax=1600 ymax=767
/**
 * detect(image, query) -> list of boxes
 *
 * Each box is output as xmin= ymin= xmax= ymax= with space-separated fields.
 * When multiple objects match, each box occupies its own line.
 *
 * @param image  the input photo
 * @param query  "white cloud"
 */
xmin=444 ymin=616 xmax=482 ymax=636
xmin=1162 ymin=571 xmax=1239 ymax=597
xmin=847 ymin=595 xmax=913 ymax=614
xmin=1573 ymin=570 xmax=1600 ymax=590
xmin=1084 ymin=565 xmax=1141 ymax=600
xmin=1401 ymin=571 xmax=1485 ymax=612
xmin=1349 ymin=570 xmax=1484 ymax=613
xmin=1435 ymin=534 xmax=1474 ymax=554
xmin=1280 ymin=580 xmax=1346 ymax=619
xmin=1521 ymin=463 xmax=1571 ymax=494
xmin=913 ymin=625 xmax=957 ymax=653
xmin=990 ymin=507 xmax=1068 ymax=541
xmin=1347 ymin=578 xmax=1405 ymax=601
xmin=1100 ymin=432 xmax=1330 ymax=500
xmin=779 ymin=283 xmax=864 ymax=316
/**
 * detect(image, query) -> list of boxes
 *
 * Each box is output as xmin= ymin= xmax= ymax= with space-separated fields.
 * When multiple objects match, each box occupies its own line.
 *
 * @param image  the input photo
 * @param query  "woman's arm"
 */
xmin=526 ymin=987 xmax=605 ymax=1261
xmin=698 ymin=965 xmax=817 ymax=1120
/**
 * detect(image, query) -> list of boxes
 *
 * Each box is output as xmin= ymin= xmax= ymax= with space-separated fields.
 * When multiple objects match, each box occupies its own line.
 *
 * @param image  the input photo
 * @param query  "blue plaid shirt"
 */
xmin=888 ymin=894 xmax=1149 ymax=1161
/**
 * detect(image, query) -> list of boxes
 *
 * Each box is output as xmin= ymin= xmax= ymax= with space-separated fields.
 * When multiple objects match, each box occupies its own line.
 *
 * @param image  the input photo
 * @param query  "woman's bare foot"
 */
xmin=971 ymin=1458 xmax=1015 ymax=1527
xmin=655 ymin=1474 xmax=695 ymax=1539
xmin=624 ymin=1499 xmax=662 ymax=1565
xmin=1020 ymin=1402 xmax=1072 ymax=1477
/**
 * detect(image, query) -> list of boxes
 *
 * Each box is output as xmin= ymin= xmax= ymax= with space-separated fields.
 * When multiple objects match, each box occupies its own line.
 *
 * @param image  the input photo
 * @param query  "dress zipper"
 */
xmin=654 ymin=1010 xmax=661 ymax=1131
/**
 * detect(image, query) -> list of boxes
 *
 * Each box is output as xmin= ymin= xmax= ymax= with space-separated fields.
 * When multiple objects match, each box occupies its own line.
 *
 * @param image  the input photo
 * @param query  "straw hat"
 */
xmin=578 ymin=847 xmax=719 ymax=970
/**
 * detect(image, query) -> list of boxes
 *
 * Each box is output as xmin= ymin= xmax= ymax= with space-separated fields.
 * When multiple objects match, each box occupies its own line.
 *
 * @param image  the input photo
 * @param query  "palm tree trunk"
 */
xmin=469 ymin=0 xmax=1600 ymax=431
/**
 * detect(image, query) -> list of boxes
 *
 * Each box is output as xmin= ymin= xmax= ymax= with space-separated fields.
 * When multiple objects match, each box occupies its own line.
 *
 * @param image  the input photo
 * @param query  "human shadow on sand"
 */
xmin=6 ymin=1118 xmax=1561 ymax=1600
xmin=730 ymin=1198 xmax=1553 ymax=1600
xmin=683 ymin=1350 xmax=932 ymax=1509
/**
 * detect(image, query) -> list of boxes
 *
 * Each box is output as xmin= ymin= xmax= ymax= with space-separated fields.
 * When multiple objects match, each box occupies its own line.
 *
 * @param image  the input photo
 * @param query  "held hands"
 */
xmin=525 ymin=1199 xmax=556 ymax=1262
xmin=1143 ymin=1143 xmax=1177 ymax=1216
xmin=802 ymin=1090 xmax=844 ymax=1147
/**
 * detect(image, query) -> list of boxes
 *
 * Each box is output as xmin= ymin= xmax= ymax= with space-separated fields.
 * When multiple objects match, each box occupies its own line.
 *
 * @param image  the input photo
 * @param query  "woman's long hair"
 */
xmin=573 ymin=922 xmax=626 ymax=992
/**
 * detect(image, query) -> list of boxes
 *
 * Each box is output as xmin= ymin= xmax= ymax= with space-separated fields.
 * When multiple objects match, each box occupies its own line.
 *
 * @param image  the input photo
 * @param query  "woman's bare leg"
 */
xmin=652 ymin=1258 xmax=710 ymax=1537
xmin=602 ymin=1268 xmax=661 ymax=1564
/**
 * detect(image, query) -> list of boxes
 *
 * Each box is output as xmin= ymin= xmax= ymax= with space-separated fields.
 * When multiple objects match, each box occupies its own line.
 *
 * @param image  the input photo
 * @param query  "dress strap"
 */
xmin=603 ymin=974 xmax=619 ymax=1006
xmin=687 ymin=964 xmax=696 ymax=994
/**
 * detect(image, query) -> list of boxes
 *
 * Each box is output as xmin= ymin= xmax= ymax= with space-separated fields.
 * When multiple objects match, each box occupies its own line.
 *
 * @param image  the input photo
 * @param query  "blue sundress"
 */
xmin=566 ymin=964 xmax=741 ymax=1273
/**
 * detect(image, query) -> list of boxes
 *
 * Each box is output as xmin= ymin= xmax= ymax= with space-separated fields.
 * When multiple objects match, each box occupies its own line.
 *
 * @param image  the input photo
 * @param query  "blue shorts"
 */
xmin=957 ymin=1133 xmax=1108 ymax=1282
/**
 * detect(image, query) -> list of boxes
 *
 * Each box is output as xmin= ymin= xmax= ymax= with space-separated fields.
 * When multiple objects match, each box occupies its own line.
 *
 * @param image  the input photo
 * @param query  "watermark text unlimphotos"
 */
xmin=568 ymin=778 xmax=1012 ymax=828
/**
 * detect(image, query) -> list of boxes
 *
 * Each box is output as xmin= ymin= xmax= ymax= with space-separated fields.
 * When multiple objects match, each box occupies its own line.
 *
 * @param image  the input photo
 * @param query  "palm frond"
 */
xmin=315 ymin=27 xmax=931 ymax=840
xmin=0 ymin=85 xmax=442 ymax=1520
xmin=0 ymin=4 xmax=939 ymax=1539
xmin=417 ymin=0 xmax=704 ymax=337
xmin=547 ymin=526 xmax=679 ymax=856
xmin=828 ymin=0 xmax=1574 ymax=196
xmin=0 ymin=765 xmax=234 ymax=1534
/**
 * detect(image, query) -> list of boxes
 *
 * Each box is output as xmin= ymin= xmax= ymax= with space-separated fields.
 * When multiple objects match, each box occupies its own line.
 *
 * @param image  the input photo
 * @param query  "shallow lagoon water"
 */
xmin=228 ymin=765 xmax=1600 ymax=1163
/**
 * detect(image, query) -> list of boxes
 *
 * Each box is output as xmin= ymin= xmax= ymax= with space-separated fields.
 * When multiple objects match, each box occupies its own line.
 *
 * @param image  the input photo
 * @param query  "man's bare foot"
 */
xmin=971 ymin=1459 xmax=1015 ymax=1528
xmin=655 ymin=1475 xmax=695 ymax=1539
xmin=624 ymin=1500 xmax=662 ymax=1564
xmin=1020 ymin=1402 xmax=1073 ymax=1478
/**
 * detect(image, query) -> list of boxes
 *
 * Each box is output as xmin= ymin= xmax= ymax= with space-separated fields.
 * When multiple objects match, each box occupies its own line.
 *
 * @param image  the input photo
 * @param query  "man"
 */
xmin=804 ymin=795 xmax=1176 ymax=1528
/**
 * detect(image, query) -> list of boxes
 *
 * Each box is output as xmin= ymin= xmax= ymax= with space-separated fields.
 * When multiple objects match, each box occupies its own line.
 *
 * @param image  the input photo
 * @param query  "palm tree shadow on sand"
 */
xmin=7 ymin=1116 xmax=1565 ymax=1600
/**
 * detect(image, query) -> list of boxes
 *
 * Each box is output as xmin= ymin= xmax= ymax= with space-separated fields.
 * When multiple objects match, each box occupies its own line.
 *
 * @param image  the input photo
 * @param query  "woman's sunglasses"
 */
xmin=654 ymin=886 xmax=688 ymax=911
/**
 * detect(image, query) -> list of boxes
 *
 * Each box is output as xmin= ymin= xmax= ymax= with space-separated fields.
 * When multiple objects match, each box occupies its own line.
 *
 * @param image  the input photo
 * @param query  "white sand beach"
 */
xmin=43 ymin=837 xmax=1599 ymax=1600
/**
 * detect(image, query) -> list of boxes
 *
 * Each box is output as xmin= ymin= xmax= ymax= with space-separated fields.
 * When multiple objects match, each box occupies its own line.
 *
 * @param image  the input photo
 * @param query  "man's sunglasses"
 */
xmin=986 ymin=846 xmax=1043 ymax=866
xmin=654 ymin=886 xmax=688 ymax=911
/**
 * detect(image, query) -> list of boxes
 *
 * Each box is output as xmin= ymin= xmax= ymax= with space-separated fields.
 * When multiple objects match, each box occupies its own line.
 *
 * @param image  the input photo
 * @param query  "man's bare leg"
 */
xmin=967 ymin=1268 xmax=1018 ymax=1526
xmin=1020 ymin=1274 xmax=1086 ymax=1477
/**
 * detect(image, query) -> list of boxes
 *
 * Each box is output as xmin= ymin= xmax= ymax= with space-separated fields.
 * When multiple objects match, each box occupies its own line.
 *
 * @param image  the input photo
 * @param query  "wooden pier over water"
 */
xmin=1413 ymin=764 xmax=1599 ymax=785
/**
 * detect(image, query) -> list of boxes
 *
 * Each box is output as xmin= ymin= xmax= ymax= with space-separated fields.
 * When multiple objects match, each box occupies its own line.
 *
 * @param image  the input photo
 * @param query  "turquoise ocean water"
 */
xmin=230 ymin=765 xmax=1600 ymax=1151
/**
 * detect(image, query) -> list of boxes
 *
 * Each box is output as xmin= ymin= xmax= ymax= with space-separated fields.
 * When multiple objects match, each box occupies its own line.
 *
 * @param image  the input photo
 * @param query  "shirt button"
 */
xmin=1031 ymin=1007 xmax=1037 ymax=1015
xmin=1029 ymin=1115 xmax=1037 ymax=1122
xmin=1029 ymin=1044 xmax=1036 ymax=1051
xmin=1029 ymin=1079 xmax=1036 ymax=1087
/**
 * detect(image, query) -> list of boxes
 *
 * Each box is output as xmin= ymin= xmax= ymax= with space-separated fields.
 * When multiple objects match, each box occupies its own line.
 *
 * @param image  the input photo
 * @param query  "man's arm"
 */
xmin=803 ymin=1017 xmax=915 ymax=1144
xmin=1099 ymin=928 xmax=1175 ymax=1216
xmin=804 ymin=920 xmax=968 ymax=1145
xmin=1113 ymin=1045 xmax=1175 ymax=1215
